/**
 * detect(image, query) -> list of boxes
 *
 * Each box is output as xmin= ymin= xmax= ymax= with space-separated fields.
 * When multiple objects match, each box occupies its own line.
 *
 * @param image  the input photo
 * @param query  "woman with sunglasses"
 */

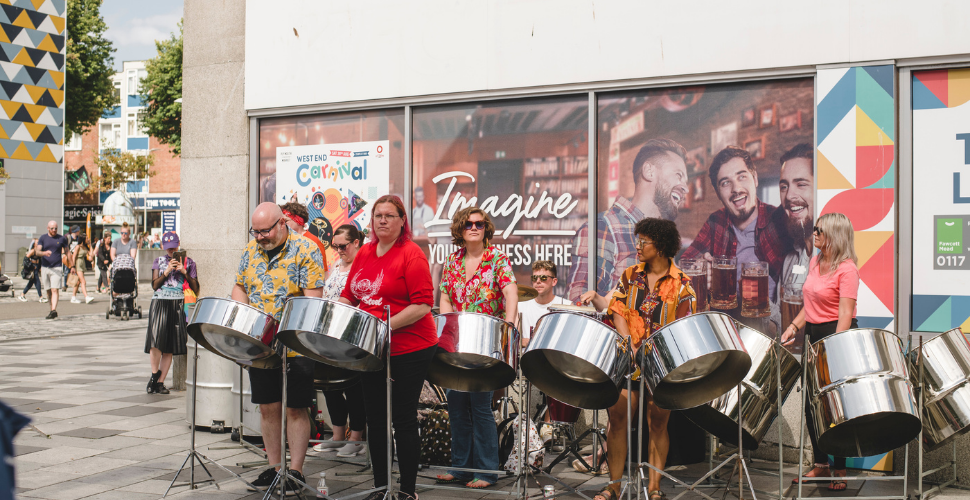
xmin=434 ymin=207 xmax=518 ymax=489
xmin=782 ymin=213 xmax=859 ymax=491
xmin=312 ymin=224 xmax=367 ymax=457
xmin=339 ymin=195 xmax=437 ymax=500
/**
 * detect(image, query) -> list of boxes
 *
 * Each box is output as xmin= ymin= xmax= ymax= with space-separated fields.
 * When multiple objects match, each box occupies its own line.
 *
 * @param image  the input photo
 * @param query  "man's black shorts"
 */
xmin=248 ymin=356 xmax=315 ymax=408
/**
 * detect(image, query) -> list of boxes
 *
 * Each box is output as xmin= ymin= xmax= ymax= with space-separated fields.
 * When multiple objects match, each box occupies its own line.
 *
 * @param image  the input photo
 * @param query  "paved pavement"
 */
xmin=0 ymin=271 xmax=152 ymax=322
xmin=2 ymin=313 xmax=962 ymax=500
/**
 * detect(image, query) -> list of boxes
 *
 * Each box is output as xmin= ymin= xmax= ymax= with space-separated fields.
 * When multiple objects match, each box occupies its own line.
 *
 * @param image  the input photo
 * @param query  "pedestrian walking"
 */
xmin=62 ymin=225 xmax=80 ymax=291
xmin=95 ymin=232 xmax=112 ymax=293
xmin=18 ymin=238 xmax=43 ymax=302
xmin=69 ymin=234 xmax=94 ymax=304
xmin=37 ymin=221 xmax=68 ymax=319
xmin=145 ymin=231 xmax=198 ymax=394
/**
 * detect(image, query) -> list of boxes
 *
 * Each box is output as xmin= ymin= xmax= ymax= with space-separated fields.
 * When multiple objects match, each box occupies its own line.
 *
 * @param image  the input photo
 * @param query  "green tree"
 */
xmin=85 ymin=142 xmax=156 ymax=208
xmin=65 ymin=0 xmax=117 ymax=140
xmin=141 ymin=21 xmax=182 ymax=155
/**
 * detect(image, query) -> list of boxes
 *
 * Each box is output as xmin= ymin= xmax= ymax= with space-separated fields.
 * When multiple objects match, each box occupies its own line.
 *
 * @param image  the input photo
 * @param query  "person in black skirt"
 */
xmin=145 ymin=231 xmax=199 ymax=394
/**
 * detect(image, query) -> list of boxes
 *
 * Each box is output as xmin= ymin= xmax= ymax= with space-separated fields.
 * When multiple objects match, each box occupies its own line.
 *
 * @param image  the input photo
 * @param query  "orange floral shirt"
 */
xmin=439 ymin=245 xmax=516 ymax=318
xmin=608 ymin=261 xmax=697 ymax=349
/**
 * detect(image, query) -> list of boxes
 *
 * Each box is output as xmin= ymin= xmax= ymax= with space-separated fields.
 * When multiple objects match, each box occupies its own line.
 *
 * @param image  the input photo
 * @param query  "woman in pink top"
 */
xmin=781 ymin=212 xmax=859 ymax=491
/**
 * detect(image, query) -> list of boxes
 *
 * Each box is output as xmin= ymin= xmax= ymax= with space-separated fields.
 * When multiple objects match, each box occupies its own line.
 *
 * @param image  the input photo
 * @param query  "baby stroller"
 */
xmin=106 ymin=253 xmax=142 ymax=321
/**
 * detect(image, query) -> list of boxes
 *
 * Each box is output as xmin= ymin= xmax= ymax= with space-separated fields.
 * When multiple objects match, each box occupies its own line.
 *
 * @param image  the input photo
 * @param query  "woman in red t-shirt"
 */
xmin=339 ymin=195 xmax=437 ymax=500
xmin=782 ymin=212 xmax=859 ymax=491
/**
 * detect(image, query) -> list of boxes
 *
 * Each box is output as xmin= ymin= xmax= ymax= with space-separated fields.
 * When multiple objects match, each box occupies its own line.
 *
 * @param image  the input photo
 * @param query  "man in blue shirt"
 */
xmin=37 ymin=221 xmax=68 ymax=319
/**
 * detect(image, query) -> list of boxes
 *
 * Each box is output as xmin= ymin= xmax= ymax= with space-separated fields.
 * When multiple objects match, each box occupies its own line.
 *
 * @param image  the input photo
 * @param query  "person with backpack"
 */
xmin=18 ymin=238 xmax=43 ymax=302
xmin=95 ymin=232 xmax=113 ymax=293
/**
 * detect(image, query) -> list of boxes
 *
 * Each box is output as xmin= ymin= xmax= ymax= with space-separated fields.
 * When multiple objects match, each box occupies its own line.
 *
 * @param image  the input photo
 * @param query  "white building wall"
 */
xmin=245 ymin=0 xmax=970 ymax=110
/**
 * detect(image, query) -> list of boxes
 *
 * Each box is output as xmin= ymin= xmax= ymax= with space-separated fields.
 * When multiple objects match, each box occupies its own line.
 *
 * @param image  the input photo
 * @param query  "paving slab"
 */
xmin=15 ymin=445 xmax=106 ymax=465
xmin=56 ymin=427 xmax=126 ymax=439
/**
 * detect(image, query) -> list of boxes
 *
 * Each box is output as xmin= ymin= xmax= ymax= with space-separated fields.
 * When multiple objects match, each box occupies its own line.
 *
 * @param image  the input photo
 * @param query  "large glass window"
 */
xmin=258 ymin=110 xmax=405 ymax=205
xmin=593 ymin=79 xmax=814 ymax=338
xmin=411 ymin=96 xmax=589 ymax=302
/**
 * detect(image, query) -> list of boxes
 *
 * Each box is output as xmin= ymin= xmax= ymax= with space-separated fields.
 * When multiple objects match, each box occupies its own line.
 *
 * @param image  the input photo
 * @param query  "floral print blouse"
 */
xmin=439 ymin=245 xmax=516 ymax=318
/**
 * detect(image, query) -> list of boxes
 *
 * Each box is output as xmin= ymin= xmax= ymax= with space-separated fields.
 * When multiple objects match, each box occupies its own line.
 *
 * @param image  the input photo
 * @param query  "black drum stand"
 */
xmin=163 ymin=339 xmax=259 ymax=497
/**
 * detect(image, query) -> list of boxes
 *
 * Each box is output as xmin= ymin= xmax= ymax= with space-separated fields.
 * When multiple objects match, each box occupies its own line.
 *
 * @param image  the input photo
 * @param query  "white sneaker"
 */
xmin=312 ymin=441 xmax=341 ymax=452
xmin=17 ymin=294 xmax=26 ymax=302
xmin=336 ymin=442 xmax=366 ymax=457
xmin=539 ymin=426 xmax=554 ymax=445
xmin=70 ymin=297 xmax=81 ymax=304
xmin=85 ymin=296 xmax=94 ymax=304
xmin=39 ymin=296 xmax=48 ymax=303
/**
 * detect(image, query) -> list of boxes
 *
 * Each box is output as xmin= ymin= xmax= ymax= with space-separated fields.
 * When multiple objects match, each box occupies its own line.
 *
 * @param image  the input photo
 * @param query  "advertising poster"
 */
xmin=410 ymin=98 xmax=590 ymax=303
xmin=579 ymin=80 xmax=815 ymax=347
xmin=911 ymin=68 xmax=970 ymax=333
xmin=276 ymin=140 xmax=390 ymax=261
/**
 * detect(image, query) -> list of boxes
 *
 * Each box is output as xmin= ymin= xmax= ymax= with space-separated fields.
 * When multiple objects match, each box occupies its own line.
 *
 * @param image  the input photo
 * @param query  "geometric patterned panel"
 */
xmin=816 ymin=65 xmax=896 ymax=331
xmin=0 ymin=0 xmax=64 ymax=163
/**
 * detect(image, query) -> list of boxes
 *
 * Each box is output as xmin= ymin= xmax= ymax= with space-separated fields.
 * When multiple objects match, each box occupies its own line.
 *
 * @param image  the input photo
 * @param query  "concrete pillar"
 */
xmin=182 ymin=0 xmax=249 ymax=298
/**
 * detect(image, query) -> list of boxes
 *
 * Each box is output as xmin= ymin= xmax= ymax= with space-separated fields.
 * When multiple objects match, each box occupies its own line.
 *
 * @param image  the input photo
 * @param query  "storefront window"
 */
xmin=411 ymin=96 xmax=589 ymax=302
xmin=587 ymin=79 xmax=814 ymax=339
xmin=258 ymin=110 xmax=405 ymax=205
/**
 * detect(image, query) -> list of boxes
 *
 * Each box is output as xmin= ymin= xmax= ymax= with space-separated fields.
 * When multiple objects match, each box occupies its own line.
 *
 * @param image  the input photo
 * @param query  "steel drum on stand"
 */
xmin=427 ymin=312 xmax=518 ymax=392
xmin=187 ymin=297 xmax=281 ymax=369
xmin=807 ymin=328 xmax=921 ymax=457
xmin=185 ymin=335 xmax=237 ymax=430
xmin=276 ymin=297 xmax=389 ymax=372
xmin=521 ymin=312 xmax=631 ymax=409
xmin=915 ymin=328 xmax=970 ymax=451
xmin=682 ymin=324 xmax=800 ymax=449
xmin=638 ymin=311 xmax=751 ymax=410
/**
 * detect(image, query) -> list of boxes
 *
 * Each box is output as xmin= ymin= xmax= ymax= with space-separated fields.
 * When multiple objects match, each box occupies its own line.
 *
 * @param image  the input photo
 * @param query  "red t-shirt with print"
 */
xmin=341 ymin=239 xmax=438 ymax=356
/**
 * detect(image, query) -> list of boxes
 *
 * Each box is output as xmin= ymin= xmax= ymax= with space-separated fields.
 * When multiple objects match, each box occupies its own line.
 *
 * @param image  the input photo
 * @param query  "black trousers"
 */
xmin=361 ymin=345 xmax=435 ymax=496
xmin=323 ymin=380 xmax=366 ymax=431
xmin=804 ymin=317 xmax=858 ymax=470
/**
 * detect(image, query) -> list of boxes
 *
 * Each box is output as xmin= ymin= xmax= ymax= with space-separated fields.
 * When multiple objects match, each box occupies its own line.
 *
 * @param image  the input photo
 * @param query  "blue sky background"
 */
xmin=102 ymin=0 xmax=184 ymax=70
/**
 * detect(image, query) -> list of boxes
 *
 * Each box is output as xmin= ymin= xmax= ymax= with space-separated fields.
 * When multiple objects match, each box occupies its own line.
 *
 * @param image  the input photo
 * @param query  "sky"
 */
xmin=101 ymin=0 xmax=184 ymax=71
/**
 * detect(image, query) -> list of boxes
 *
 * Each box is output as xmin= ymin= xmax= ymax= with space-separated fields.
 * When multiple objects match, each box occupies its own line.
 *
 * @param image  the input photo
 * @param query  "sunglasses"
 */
xmin=635 ymin=238 xmax=654 ymax=249
xmin=813 ymin=226 xmax=823 ymax=235
xmin=120 ymin=232 xmax=129 ymax=235
xmin=464 ymin=220 xmax=486 ymax=231
xmin=331 ymin=242 xmax=353 ymax=251
xmin=532 ymin=275 xmax=554 ymax=282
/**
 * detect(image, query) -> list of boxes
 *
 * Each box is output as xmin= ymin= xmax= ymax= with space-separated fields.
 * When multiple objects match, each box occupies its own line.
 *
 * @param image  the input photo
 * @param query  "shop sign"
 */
xmin=911 ymin=68 xmax=970 ymax=332
xmin=130 ymin=196 xmax=181 ymax=210
xmin=64 ymin=205 xmax=102 ymax=221
xmin=162 ymin=211 xmax=177 ymax=232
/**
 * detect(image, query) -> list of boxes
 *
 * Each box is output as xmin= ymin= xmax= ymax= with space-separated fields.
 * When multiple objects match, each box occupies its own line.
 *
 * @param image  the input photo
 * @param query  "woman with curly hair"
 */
xmin=434 ymin=207 xmax=518 ymax=489
xmin=594 ymin=218 xmax=697 ymax=500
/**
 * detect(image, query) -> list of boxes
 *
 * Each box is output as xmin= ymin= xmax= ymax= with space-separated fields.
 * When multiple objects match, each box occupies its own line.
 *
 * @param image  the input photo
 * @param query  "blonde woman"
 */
xmin=782 ymin=212 xmax=859 ymax=492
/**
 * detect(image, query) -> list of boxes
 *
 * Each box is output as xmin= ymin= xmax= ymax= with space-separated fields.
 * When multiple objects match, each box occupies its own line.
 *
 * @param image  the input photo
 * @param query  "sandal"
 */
xmin=792 ymin=464 xmax=829 ymax=484
xmin=593 ymin=488 xmax=617 ymax=500
xmin=572 ymin=457 xmax=608 ymax=475
xmin=828 ymin=469 xmax=847 ymax=491
xmin=648 ymin=491 xmax=666 ymax=500
xmin=435 ymin=474 xmax=464 ymax=484
xmin=466 ymin=479 xmax=493 ymax=489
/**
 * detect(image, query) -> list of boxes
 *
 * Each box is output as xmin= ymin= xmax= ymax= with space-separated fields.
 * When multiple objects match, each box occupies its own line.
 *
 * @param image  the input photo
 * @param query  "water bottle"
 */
xmin=316 ymin=472 xmax=328 ymax=498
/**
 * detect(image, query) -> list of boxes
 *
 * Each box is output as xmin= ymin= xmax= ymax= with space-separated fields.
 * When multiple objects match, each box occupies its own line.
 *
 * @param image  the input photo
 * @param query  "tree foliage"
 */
xmin=85 ymin=143 xmax=156 ymax=204
xmin=65 ymin=0 xmax=117 ymax=140
xmin=142 ymin=21 xmax=182 ymax=156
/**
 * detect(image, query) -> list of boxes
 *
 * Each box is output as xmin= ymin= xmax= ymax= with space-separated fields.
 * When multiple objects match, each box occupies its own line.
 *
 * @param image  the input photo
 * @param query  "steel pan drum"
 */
xmin=682 ymin=325 xmax=800 ymax=449
xmin=313 ymin=361 xmax=360 ymax=392
xmin=638 ymin=312 xmax=750 ymax=410
xmin=427 ymin=312 xmax=518 ymax=392
xmin=276 ymin=297 xmax=388 ymax=372
xmin=548 ymin=304 xmax=601 ymax=317
xmin=915 ymin=328 xmax=970 ymax=451
xmin=807 ymin=328 xmax=921 ymax=457
xmin=521 ymin=312 xmax=631 ymax=409
xmin=187 ymin=297 xmax=280 ymax=369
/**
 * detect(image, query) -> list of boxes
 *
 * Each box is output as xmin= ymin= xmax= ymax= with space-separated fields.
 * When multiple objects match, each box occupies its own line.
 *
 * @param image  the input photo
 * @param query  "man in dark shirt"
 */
xmin=37 ymin=220 xmax=68 ymax=319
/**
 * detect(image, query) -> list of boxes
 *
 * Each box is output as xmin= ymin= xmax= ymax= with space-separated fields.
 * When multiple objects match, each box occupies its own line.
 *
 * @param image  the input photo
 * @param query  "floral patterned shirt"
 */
xmin=235 ymin=233 xmax=327 ymax=321
xmin=439 ymin=245 xmax=516 ymax=318
xmin=608 ymin=261 xmax=696 ymax=349
xmin=322 ymin=264 xmax=350 ymax=301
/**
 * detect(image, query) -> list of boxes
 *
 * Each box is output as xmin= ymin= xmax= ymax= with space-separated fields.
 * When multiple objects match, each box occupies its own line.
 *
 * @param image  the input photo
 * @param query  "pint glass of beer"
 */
xmin=711 ymin=256 xmax=737 ymax=309
xmin=680 ymin=259 xmax=709 ymax=312
xmin=740 ymin=261 xmax=770 ymax=318
xmin=781 ymin=284 xmax=804 ymax=352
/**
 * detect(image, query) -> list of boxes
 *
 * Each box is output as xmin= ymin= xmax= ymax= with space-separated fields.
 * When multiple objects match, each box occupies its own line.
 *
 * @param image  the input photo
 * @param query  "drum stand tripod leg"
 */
xmin=164 ymin=340 xmax=259 ymax=497
xmin=261 ymin=349 xmax=314 ymax=500
xmin=795 ymin=334 xmax=810 ymax=500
